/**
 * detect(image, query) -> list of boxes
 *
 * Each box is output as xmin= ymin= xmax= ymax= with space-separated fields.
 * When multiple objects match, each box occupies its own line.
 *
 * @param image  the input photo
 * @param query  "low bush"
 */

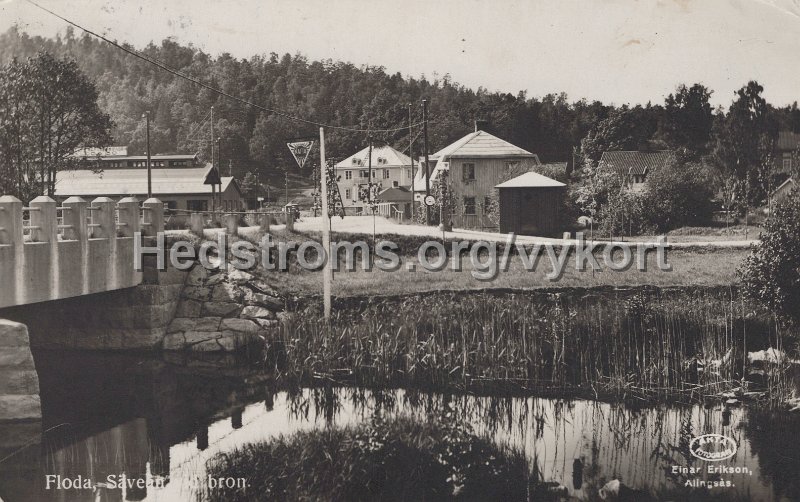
xmin=203 ymin=414 xmax=528 ymax=502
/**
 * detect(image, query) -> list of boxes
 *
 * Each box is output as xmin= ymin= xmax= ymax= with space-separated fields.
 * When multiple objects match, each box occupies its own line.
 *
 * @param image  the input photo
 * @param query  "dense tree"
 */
xmin=712 ymin=81 xmax=778 ymax=208
xmin=659 ymin=83 xmax=714 ymax=155
xmin=0 ymin=51 xmax=112 ymax=199
xmin=640 ymin=161 xmax=715 ymax=231
xmin=579 ymin=105 xmax=662 ymax=163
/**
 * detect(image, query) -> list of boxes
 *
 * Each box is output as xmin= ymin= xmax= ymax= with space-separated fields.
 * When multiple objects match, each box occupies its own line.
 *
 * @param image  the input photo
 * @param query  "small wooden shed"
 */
xmin=495 ymin=172 xmax=566 ymax=236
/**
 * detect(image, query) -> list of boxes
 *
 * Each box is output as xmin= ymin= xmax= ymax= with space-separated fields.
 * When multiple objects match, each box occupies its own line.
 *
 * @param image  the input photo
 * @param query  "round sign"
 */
xmin=424 ymin=194 xmax=436 ymax=207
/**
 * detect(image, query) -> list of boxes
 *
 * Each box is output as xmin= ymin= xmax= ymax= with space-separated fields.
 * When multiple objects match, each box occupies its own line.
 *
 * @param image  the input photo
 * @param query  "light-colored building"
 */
xmin=413 ymin=129 xmax=541 ymax=229
xmin=335 ymin=145 xmax=413 ymax=212
xmin=54 ymin=164 xmax=243 ymax=212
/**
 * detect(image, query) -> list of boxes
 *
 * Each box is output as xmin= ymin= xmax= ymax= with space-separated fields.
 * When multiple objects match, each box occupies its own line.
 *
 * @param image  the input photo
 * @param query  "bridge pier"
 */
xmin=0 ymin=319 xmax=41 ymax=421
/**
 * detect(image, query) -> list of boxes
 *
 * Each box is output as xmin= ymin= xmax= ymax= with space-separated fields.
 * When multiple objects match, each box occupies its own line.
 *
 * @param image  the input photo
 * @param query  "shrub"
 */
xmin=738 ymin=188 xmax=800 ymax=327
xmin=640 ymin=161 xmax=715 ymax=232
xmin=203 ymin=414 xmax=529 ymax=502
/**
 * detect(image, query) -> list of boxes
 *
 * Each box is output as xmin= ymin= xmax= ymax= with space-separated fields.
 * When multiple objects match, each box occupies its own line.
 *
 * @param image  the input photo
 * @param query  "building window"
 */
xmin=187 ymin=200 xmax=208 ymax=211
xmin=462 ymin=163 xmax=475 ymax=181
xmin=360 ymin=170 xmax=369 ymax=178
xmin=345 ymin=170 xmax=352 ymax=180
xmin=345 ymin=188 xmax=351 ymax=200
xmin=163 ymin=200 xmax=178 ymax=210
xmin=784 ymin=158 xmax=793 ymax=171
xmin=463 ymin=197 xmax=476 ymax=215
xmin=383 ymin=169 xmax=390 ymax=179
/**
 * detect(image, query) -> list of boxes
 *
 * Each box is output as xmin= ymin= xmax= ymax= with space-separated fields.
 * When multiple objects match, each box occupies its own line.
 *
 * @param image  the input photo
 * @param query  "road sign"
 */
xmin=424 ymin=194 xmax=436 ymax=207
xmin=287 ymin=140 xmax=315 ymax=169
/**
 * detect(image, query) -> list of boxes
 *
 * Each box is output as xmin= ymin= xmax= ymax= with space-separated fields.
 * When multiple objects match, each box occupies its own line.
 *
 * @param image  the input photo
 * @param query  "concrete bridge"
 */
xmin=0 ymin=195 xmax=165 ymax=422
xmin=0 ymin=195 xmax=168 ymax=308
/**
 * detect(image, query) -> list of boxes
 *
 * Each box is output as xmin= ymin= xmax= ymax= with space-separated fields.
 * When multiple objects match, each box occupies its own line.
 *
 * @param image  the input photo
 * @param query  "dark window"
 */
xmin=163 ymin=200 xmax=178 ymax=210
xmin=462 ymin=163 xmax=475 ymax=181
xmin=187 ymin=200 xmax=208 ymax=211
xmin=463 ymin=197 xmax=476 ymax=215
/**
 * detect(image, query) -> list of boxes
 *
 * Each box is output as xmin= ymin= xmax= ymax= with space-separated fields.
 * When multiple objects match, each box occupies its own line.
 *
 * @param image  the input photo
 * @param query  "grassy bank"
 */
xmin=203 ymin=414 xmax=529 ymax=502
xmin=270 ymin=288 xmax=795 ymax=402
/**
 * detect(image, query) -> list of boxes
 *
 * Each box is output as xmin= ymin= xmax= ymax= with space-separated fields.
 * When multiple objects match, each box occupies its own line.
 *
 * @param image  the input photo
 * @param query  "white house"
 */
xmin=334 ymin=145 xmax=413 ymax=211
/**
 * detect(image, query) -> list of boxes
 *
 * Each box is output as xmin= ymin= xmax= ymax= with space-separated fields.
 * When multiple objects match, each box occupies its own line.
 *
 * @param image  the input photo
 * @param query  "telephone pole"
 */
xmin=408 ymin=103 xmax=415 ymax=222
xmin=143 ymin=111 xmax=152 ymax=199
xmin=422 ymin=99 xmax=431 ymax=225
xmin=319 ymin=127 xmax=332 ymax=319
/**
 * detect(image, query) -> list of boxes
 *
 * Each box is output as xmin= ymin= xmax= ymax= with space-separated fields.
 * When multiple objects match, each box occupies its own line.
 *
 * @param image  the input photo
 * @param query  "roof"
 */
xmin=495 ymin=171 xmax=566 ymax=189
xmin=431 ymin=130 xmax=536 ymax=160
xmin=54 ymin=164 xmax=237 ymax=197
xmin=777 ymin=131 xmax=800 ymax=151
xmin=335 ymin=145 xmax=411 ymax=169
xmin=771 ymin=177 xmax=796 ymax=196
xmin=413 ymin=130 xmax=538 ymax=190
xmin=377 ymin=186 xmax=413 ymax=202
xmin=599 ymin=150 xmax=675 ymax=176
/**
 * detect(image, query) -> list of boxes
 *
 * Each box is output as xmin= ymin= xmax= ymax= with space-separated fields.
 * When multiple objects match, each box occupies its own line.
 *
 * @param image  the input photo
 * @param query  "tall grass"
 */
xmin=270 ymin=287 xmax=792 ymax=402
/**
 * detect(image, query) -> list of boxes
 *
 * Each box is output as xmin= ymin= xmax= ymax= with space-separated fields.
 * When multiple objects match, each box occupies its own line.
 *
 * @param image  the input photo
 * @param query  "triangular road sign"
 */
xmin=287 ymin=140 xmax=315 ymax=169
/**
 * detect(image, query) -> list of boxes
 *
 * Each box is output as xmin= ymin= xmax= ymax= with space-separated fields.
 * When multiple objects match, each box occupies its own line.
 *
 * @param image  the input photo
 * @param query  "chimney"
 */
xmin=474 ymin=119 xmax=490 ymax=132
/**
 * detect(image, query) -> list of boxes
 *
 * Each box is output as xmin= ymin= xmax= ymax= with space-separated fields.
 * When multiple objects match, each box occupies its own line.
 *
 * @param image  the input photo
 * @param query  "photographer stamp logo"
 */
xmin=689 ymin=434 xmax=738 ymax=462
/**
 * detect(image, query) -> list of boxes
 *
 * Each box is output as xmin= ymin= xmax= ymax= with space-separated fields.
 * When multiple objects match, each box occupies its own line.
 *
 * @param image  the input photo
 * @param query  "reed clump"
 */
xmin=269 ymin=288 xmax=792 ymax=402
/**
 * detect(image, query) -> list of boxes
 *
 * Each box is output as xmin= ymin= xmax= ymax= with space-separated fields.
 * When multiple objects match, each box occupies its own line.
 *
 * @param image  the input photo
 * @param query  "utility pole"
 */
xmin=422 ymin=99 xmax=431 ymax=225
xmin=210 ymin=106 xmax=216 ymax=216
xmin=367 ymin=136 xmax=373 ymax=204
xmin=408 ymin=103 xmax=415 ymax=222
xmin=319 ymin=127 xmax=332 ymax=319
xmin=143 ymin=111 xmax=152 ymax=199
xmin=285 ymin=171 xmax=289 ymax=206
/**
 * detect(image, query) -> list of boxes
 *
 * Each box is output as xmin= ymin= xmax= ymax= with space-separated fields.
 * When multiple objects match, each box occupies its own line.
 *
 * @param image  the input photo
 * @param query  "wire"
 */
xmin=24 ymin=0 xmax=425 ymax=134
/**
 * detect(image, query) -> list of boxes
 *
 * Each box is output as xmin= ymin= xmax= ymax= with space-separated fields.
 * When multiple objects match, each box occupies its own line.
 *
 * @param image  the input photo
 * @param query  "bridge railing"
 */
xmin=0 ymin=195 xmax=171 ymax=308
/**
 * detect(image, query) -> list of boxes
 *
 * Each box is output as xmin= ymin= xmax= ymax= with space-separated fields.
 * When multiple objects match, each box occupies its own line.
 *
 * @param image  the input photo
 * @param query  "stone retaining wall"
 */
xmin=163 ymin=266 xmax=284 ymax=352
xmin=0 ymin=319 xmax=41 ymax=421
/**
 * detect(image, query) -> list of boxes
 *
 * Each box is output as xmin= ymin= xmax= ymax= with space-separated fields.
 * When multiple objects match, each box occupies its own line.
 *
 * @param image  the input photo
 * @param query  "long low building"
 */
xmin=54 ymin=164 xmax=243 ymax=211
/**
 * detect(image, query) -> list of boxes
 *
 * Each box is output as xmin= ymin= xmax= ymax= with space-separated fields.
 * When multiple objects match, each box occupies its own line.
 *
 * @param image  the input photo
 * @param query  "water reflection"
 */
xmin=0 ymin=351 xmax=797 ymax=501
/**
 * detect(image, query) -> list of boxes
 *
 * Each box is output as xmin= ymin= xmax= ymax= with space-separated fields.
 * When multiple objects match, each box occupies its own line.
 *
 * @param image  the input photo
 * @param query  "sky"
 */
xmin=1 ymin=0 xmax=799 ymax=108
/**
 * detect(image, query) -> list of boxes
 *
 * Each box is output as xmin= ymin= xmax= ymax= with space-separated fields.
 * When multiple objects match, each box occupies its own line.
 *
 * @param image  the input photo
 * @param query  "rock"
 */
xmin=220 ymin=318 xmax=261 ymax=334
xmin=168 ymin=317 xmax=221 ymax=333
xmin=243 ymin=289 xmax=283 ymax=309
xmin=598 ymin=479 xmax=653 ymax=501
xmin=255 ymin=319 xmax=279 ymax=329
xmin=211 ymin=282 xmax=243 ymax=302
xmin=228 ymin=269 xmax=254 ymax=284
xmin=162 ymin=332 xmax=187 ymax=350
xmin=186 ymin=266 xmax=208 ymax=286
xmin=241 ymin=306 xmax=275 ymax=320
xmin=183 ymin=286 xmax=211 ymax=301
xmin=205 ymin=273 xmax=226 ymax=286
xmin=249 ymin=279 xmax=277 ymax=295
xmin=748 ymin=348 xmax=787 ymax=365
xmin=175 ymin=299 xmax=202 ymax=318
xmin=202 ymin=302 xmax=242 ymax=317
xmin=725 ymin=398 xmax=740 ymax=407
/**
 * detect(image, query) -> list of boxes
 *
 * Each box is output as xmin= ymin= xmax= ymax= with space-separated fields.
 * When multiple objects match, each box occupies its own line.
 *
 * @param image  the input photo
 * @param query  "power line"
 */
xmin=24 ymin=0 xmax=425 ymax=134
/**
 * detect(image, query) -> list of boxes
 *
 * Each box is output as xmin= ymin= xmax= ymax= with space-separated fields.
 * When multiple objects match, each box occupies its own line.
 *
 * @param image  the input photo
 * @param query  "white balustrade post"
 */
xmin=29 ymin=196 xmax=57 ymax=243
xmin=0 ymin=196 xmax=23 ymax=307
xmin=259 ymin=212 xmax=271 ymax=233
xmin=190 ymin=213 xmax=204 ymax=237
xmin=117 ymin=197 xmax=140 ymax=238
xmin=0 ymin=195 xmax=22 ymax=246
xmin=286 ymin=209 xmax=295 ymax=232
xmin=224 ymin=213 xmax=238 ymax=235
xmin=61 ymin=197 xmax=88 ymax=241
xmin=142 ymin=198 xmax=164 ymax=236
xmin=91 ymin=197 xmax=117 ymax=239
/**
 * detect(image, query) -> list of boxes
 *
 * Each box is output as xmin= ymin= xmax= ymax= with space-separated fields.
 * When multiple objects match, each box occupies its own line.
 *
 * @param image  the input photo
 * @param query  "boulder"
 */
xmin=186 ymin=266 xmax=208 ymax=286
xmin=183 ymin=286 xmax=211 ymax=301
xmin=202 ymin=302 xmax=242 ymax=317
xmin=168 ymin=317 xmax=221 ymax=333
xmin=220 ymin=318 xmax=261 ymax=334
xmin=175 ymin=299 xmax=202 ymax=318
xmin=241 ymin=306 xmax=275 ymax=320
xmin=211 ymin=282 xmax=243 ymax=302
xmin=228 ymin=269 xmax=254 ymax=284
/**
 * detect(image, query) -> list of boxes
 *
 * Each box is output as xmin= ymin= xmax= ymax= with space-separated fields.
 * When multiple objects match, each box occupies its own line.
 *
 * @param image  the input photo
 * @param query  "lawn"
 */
xmin=263 ymin=246 xmax=748 ymax=298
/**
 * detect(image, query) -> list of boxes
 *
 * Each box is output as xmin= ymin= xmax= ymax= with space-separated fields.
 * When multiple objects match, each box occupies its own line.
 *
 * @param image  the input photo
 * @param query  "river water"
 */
xmin=0 ymin=351 xmax=798 ymax=501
